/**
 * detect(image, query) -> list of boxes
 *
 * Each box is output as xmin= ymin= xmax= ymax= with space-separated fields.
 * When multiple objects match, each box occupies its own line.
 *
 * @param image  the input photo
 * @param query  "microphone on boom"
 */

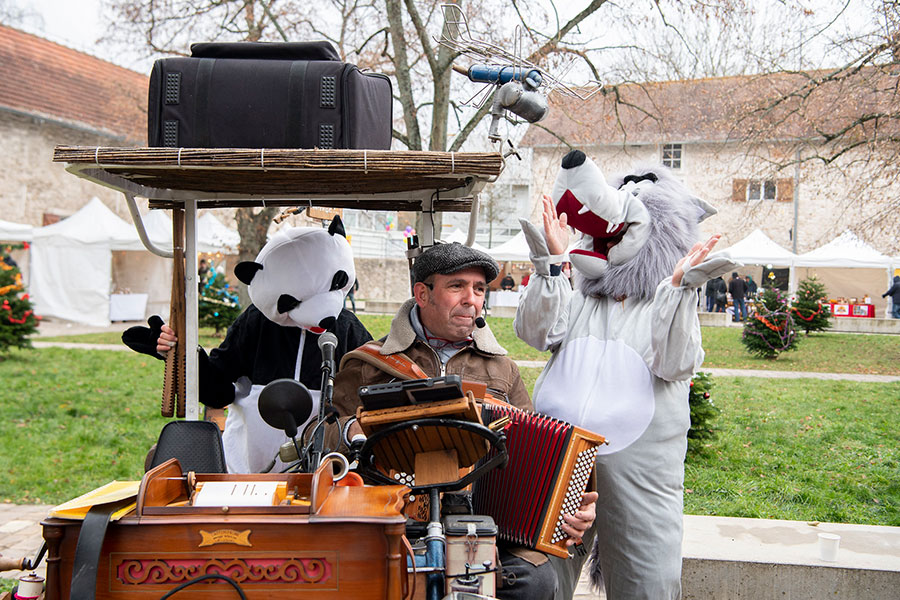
xmin=474 ymin=316 xmax=486 ymax=329
xmin=318 ymin=332 xmax=338 ymax=372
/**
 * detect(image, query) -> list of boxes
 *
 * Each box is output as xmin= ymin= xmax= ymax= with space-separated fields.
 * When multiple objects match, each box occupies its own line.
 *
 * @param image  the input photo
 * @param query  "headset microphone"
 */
xmin=474 ymin=317 xmax=486 ymax=329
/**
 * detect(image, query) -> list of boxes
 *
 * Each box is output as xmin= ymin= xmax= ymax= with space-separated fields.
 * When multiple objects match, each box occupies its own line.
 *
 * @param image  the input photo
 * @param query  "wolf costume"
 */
xmin=515 ymin=150 xmax=737 ymax=599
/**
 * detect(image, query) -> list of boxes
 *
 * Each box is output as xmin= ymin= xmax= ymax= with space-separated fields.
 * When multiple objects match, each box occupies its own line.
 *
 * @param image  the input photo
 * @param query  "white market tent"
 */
xmin=30 ymin=203 xmax=244 ymax=326
xmin=720 ymin=229 xmax=796 ymax=267
xmin=198 ymin=213 xmax=241 ymax=254
xmin=794 ymin=230 xmax=894 ymax=316
xmin=794 ymin=230 xmax=892 ymax=269
xmin=487 ymin=231 xmax=531 ymax=262
xmin=0 ymin=219 xmax=33 ymax=242
xmin=718 ymin=228 xmax=797 ymax=294
xmin=30 ymin=198 xmax=172 ymax=326
xmin=443 ymin=228 xmax=491 ymax=253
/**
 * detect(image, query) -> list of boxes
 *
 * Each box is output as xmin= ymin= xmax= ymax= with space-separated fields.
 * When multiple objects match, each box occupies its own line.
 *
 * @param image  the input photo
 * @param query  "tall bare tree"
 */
xmin=101 ymin=0 xmax=612 ymax=255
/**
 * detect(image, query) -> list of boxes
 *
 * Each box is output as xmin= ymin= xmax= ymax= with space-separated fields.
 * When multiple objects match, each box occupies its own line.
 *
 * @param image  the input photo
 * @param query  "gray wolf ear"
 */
xmin=692 ymin=196 xmax=717 ymax=222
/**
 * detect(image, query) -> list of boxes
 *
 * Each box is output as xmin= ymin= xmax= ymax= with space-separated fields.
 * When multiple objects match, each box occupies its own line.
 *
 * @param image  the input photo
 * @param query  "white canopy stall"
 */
xmin=0 ymin=219 xmax=33 ymax=242
xmin=487 ymin=230 xmax=531 ymax=262
xmin=719 ymin=229 xmax=797 ymax=292
xmin=30 ymin=198 xmax=173 ymax=326
xmin=443 ymin=228 xmax=491 ymax=253
xmin=794 ymin=231 xmax=894 ymax=316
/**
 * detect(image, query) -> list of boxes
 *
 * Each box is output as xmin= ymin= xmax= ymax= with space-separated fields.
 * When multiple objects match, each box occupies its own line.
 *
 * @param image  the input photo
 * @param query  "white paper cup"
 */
xmin=818 ymin=532 xmax=840 ymax=561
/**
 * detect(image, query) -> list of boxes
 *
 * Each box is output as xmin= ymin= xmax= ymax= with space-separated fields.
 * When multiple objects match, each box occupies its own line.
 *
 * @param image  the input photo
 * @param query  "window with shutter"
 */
xmin=776 ymin=178 xmax=794 ymax=202
xmin=743 ymin=179 xmax=778 ymax=202
xmin=732 ymin=179 xmax=748 ymax=202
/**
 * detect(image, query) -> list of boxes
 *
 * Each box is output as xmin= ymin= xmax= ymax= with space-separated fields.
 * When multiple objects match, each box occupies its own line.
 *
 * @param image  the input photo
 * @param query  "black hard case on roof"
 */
xmin=147 ymin=41 xmax=392 ymax=149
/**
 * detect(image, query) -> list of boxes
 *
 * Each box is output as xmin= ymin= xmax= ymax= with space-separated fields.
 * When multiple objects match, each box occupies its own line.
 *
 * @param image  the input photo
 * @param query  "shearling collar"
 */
xmin=380 ymin=299 xmax=507 ymax=356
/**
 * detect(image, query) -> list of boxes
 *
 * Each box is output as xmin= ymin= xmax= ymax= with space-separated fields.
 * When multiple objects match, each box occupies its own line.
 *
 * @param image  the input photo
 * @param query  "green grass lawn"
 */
xmin=36 ymin=315 xmax=898 ymax=374
xmin=1 ymin=347 xmax=896 ymax=528
xmin=699 ymin=327 xmax=900 ymax=375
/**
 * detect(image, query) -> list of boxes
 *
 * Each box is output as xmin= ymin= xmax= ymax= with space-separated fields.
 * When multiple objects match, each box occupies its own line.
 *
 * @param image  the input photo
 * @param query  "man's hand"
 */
xmin=542 ymin=194 xmax=569 ymax=256
xmin=672 ymin=234 xmax=721 ymax=287
xmin=157 ymin=323 xmax=177 ymax=355
xmin=560 ymin=490 xmax=598 ymax=547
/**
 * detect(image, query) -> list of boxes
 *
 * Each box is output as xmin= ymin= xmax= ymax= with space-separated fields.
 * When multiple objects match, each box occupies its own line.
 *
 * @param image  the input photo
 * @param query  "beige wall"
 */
xmin=528 ymin=140 xmax=898 ymax=308
xmin=529 ymin=141 xmax=898 ymax=256
xmin=0 ymin=110 xmax=148 ymax=226
xmin=354 ymin=257 xmax=411 ymax=303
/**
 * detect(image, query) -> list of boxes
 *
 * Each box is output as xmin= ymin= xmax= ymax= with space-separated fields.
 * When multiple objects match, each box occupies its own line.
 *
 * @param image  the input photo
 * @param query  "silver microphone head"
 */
xmin=317 ymin=331 xmax=338 ymax=350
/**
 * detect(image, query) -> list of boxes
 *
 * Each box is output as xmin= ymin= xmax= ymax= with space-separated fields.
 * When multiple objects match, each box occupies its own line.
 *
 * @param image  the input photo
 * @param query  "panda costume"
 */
xmin=514 ymin=151 xmax=738 ymax=600
xmin=125 ymin=216 xmax=371 ymax=473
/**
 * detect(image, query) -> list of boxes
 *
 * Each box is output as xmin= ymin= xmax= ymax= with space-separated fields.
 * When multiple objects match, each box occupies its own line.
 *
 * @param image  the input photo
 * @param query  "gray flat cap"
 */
xmin=412 ymin=242 xmax=499 ymax=283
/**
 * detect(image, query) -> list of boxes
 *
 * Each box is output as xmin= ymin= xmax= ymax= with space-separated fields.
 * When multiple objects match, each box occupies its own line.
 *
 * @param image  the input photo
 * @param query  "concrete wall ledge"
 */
xmin=699 ymin=312 xmax=899 ymax=334
xmin=682 ymin=515 xmax=900 ymax=599
xmin=362 ymin=300 xmax=404 ymax=315
xmin=699 ymin=312 xmax=730 ymax=327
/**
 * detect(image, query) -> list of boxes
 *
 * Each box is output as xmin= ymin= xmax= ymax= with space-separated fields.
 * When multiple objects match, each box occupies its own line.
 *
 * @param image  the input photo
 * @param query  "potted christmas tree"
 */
xmin=741 ymin=287 xmax=799 ymax=359
xmin=0 ymin=244 xmax=39 ymax=356
xmin=198 ymin=264 xmax=241 ymax=334
xmin=791 ymin=275 xmax=831 ymax=335
xmin=687 ymin=372 xmax=719 ymax=457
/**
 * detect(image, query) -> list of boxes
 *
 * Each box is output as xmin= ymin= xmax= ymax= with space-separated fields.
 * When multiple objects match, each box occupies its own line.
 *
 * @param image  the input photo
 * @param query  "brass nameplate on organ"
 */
xmin=198 ymin=529 xmax=252 ymax=547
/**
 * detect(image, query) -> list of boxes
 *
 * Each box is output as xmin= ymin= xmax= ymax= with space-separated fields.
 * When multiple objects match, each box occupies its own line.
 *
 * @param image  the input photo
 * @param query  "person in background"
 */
xmin=704 ymin=279 xmax=716 ymax=312
xmin=883 ymin=275 xmax=900 ymax=319
xmin=500 ymin=273 xmax=516 ymax=290
xmin=344 ymin=278 xmax=359 ymax=313
xmin=520 ymin=268 xmax=533 ymax=288
xmin=712 ymin=276 xmax=727 ymax=312
xmin=746 ymin=275 xmax=758 ymax=298
xmin=198 ymin=258 xmax=210 ymax=291
xmin=728 ymin=272 xmax=748 ymax=321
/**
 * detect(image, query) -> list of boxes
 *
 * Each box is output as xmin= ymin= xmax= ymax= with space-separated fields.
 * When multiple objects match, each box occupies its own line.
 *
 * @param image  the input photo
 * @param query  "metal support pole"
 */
xmin=184 ymin=199 xmax=200 ymax=420
xmin=122 ymin=193 xmax=173 ymax=258
xmin=790 ymin=150 xmax=801 ymax=295
xmin=421 ymin=193 xmax=435 ymax=247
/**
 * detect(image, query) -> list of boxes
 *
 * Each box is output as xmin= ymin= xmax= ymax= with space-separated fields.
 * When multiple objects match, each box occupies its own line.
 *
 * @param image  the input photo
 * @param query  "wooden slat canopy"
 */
xmin=53 ymin=146 xmax=504 ymax=211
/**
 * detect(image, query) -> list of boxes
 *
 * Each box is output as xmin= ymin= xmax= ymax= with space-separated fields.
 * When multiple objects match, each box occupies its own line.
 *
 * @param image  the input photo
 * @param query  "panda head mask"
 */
xmin=234 ymin=216 xmax=354 ymax=333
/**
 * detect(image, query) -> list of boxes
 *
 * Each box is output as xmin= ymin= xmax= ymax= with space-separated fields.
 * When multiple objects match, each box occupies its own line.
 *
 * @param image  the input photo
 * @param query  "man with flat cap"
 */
xmin=333 ymin=242 xmax=597 ymax=600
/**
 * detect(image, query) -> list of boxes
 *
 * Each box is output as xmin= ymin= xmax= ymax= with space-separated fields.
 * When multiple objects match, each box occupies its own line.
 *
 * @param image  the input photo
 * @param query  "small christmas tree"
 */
xmin=687 ymin=371 xmax=719 ymax=457
xmin=791 ymin=275 xmax=831 ymax=335
xmin=198 ymin=266 xmax=241 ymax=334
xmin=0 ymin=244 xmax=40 ymax=356
xmin=741 ymin=287 xmax=799 ymax=359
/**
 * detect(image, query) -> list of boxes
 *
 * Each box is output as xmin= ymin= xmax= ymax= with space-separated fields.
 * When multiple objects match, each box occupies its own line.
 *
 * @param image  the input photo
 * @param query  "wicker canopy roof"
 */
xmin=53 ymin=147 xmax=504 ymax=211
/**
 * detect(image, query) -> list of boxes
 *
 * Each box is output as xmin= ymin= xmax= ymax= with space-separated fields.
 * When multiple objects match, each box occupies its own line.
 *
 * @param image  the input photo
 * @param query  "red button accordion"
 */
xmin=472 ymin=404 xmax=606 ymax=558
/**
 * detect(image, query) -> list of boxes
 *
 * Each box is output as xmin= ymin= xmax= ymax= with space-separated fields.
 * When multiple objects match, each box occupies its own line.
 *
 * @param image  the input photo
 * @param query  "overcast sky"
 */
xmin=14 ymin=0 xmax=153 ymax=72
xmin=12 ymin=0 xmax=880 ymax=77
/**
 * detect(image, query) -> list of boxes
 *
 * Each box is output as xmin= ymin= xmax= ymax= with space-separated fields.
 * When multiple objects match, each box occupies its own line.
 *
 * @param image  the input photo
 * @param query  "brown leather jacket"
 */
xmin=332 ymin=300 xmax=548 ymax=567
xmin=333 ymin=299 xmax=532 ymax=417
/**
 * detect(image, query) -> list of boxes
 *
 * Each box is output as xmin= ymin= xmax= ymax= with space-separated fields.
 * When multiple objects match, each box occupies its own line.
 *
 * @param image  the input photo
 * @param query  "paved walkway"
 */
xmin=28 ymin=321 xmax=900 ymax=384
xmin=514 ymin=361 xmax=900 ymax=382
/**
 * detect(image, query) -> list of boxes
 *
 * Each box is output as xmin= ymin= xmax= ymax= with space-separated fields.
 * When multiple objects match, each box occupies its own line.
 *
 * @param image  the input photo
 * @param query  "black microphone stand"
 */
xmin=307 ymin=352 xmax=335 ymax=472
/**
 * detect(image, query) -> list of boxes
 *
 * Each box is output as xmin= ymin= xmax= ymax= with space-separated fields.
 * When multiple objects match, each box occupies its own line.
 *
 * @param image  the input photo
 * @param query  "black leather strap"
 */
xmin=193 ymin=58 xmax=215 ymax=148
xmin=286 ymin=61 xmax=309 ymax=147
xmin=69 ymin=499 xmax=134 ymax=600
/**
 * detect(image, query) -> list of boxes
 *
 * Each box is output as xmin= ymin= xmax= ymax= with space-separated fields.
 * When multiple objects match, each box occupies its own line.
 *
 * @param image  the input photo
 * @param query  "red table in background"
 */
xmin=828 ymin=303 xmax=875 ymax=318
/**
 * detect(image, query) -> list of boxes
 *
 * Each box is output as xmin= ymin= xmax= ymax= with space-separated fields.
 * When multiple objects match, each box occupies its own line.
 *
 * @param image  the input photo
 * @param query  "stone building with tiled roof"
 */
xmin=0 ymin=25 xmax=175 ymax=317
xmin=519 ymin=69 xmax=900 ymax=258
xmin=0 ymin=24 xmax=148 ymax=227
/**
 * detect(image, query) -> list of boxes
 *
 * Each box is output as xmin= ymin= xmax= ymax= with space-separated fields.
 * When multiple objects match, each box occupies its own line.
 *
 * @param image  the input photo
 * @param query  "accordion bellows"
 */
xmin=473 ymin=405 xmax=606 ymax=558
